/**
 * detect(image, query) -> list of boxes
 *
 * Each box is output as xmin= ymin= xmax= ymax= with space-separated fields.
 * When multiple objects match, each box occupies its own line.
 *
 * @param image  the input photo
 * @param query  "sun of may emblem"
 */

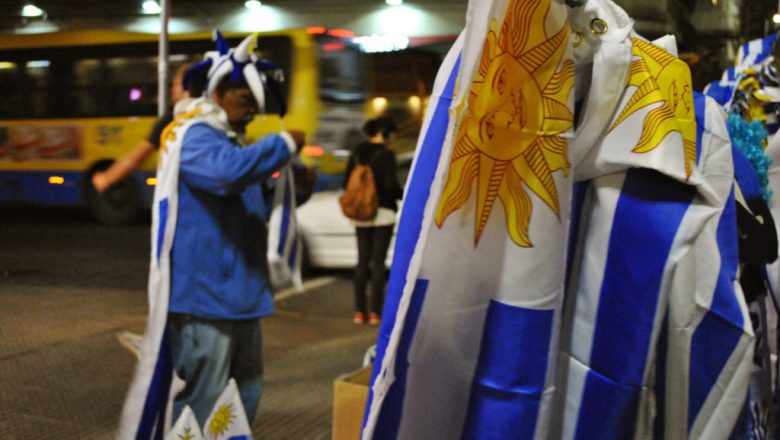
xmin=610 ymin=38 xmax=697 ymax=176
xmin=435 ymin=0 xmax=574 ymax=248
xmin=207 ymin=403 xmax=236 ymax=437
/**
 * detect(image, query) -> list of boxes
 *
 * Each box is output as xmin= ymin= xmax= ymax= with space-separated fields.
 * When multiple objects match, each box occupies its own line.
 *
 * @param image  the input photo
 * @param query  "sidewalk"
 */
xmin=0 ymin=274 xmax=378 ymax=439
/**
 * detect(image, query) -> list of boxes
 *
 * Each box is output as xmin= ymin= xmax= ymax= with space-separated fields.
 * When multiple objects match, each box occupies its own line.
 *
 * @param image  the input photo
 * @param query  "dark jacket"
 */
xmin=344 ymin=142 xmax=403 ymax=211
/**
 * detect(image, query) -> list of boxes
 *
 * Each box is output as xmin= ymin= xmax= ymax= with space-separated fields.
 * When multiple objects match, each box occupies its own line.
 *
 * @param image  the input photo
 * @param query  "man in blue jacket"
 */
xmin=164 ymin=68 xmax=304 ymax=426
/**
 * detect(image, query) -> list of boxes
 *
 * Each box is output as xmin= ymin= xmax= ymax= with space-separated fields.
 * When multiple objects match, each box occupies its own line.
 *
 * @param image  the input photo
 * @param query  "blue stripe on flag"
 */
xmin=687 ymin=187 xmax=742 ymax=431
xmin=156 ymin=198 xmax=169 ymax=265
xmin=761 ymin=34 xmax=777 ymax=65
xmin=278 ymin=181 xmax=291 ymax=255
xmin=694 ymin=92 xmax=705 ymax=164
xmin=575 ymin=169 xmax=695 ymax=440
xmin=137 ymin=328 xmax=173 ymax=440
xmin=365 ymin=54 xmax=461 ymax=429
xmin=372 ymin=279 xmax=430 ymax=439
xmin=462 ymin=301 xmax=554 ymax=439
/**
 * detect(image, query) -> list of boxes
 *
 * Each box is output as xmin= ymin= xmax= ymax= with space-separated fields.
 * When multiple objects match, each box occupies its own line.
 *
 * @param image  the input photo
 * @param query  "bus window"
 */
xmin=0 ymin=30 xmax=317 ymax=224
xmin=317 ymin=37 xmax=366 ymax=103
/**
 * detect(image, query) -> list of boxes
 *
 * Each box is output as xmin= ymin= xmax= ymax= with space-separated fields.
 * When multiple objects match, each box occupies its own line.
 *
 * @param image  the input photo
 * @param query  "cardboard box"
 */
xmin=332 ymin=366 xmax=372 ymax=440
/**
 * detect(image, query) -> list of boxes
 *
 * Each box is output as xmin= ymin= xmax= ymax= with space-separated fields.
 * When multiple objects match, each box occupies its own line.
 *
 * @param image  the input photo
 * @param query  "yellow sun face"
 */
xmin=610 ymin=38 xmax=697 ymax=176
xmin=160 ymin=107 xmax=202 ymax=151
xmin=207 ymin=403 xmax=236 ymax=437
xmin=435 ymin=0 xmax=574 ymax=247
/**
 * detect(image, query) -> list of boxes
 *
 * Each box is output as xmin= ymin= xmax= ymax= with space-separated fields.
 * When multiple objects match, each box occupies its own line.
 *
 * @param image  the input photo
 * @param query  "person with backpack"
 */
xmin=342 ymin=116 xmax=403 ymax=325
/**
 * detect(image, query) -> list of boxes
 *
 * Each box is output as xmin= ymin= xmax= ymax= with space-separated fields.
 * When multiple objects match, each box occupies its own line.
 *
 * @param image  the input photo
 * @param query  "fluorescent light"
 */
xmin=21 ymin=4 xmax=44 ymax=17
xmin=386 ymin=0 xmax=403 ymax=5
xmin=245 ymin=0 xmax=262 ymax=9
xmin=26 ymin=60 xmax=50 ymax=68
xmin=142 ymin=0 xmax=161 ymax=15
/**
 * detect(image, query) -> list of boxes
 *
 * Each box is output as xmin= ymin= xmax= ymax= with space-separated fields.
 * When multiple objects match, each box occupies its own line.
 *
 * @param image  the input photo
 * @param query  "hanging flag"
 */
xmin=558 ymin=4 xmax=753 ymax=436
xmin=364 ymin=0 xmax=575 ymax=437
xmin=166 ymin=406 xmax=204 ymax=440
xmin=267 ymin=164 xmax=303 ymax=291
xmin=736 ymin=34 xmax=778 ymax=70
xmin=203 ymin=379 xmax=253 ymax=440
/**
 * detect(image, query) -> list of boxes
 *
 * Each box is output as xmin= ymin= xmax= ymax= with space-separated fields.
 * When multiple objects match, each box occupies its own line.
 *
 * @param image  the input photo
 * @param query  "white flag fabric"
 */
xmin=267 ymin=164 xmax=303 ymax=291
xmin=118 ymin=98 xmax=233 ymax=440
xmin=364 ymin=0 xmax=754 ymax=438
xmin=165 ymin=406 xmax=204 ymax=440
xmin=203 ymin=378 xmax=252 ymax=440
xmin=365 ymin=0 xmax=575 ymax=437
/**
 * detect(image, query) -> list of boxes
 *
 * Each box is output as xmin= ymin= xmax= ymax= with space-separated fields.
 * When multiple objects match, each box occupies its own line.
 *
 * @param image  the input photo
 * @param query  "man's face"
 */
xmin=214 ymin=87 xmax=258 ymax=132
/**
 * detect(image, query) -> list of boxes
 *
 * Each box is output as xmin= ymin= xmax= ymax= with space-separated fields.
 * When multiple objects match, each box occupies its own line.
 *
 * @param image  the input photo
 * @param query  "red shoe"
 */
xmin=368 ymin=313 xmax=381 ymax=325
xmin=353 ymin=312 xmax=367 ymax=324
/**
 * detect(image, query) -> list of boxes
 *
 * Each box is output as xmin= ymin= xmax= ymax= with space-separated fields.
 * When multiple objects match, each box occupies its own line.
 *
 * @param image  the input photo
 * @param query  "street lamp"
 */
xmin=21 ymin=3 xmax=45 ymax=18
xmin=142 ymin=0 xmax=161 ymax=15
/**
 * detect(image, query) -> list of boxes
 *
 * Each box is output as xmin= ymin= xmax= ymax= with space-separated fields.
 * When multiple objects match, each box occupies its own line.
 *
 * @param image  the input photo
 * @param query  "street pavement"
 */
xmin=0 ymin=206 xmax=379 ymax=439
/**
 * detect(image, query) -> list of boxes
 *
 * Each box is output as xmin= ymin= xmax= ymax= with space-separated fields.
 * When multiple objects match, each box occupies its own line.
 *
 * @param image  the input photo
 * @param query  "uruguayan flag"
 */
xmin=118 ymin=99 xmax=232 ymax=440
xmin=705 ymin=33 xmax=778 ymax=107
xmin=559 ymin=4 xmax=754 ymax=435
xmin=203 ymin=379 xmax=252 ymax=440
xmin=736 ymin=34 xmax=778 ymax=70
xmin=366 ymin=0 xmax=754 ymax=438
xmin=267 ymin=164 xmax=303 ymax=291
xmin=364 ymin=0 xmax=575 ymax=437
xmin=166 ymin=406 xmax=204 ymax=440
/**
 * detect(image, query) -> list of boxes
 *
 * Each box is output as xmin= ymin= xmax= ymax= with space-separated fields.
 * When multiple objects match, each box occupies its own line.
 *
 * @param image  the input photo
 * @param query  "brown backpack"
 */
xmin=339 ymin=159 xmax=378 ymax=221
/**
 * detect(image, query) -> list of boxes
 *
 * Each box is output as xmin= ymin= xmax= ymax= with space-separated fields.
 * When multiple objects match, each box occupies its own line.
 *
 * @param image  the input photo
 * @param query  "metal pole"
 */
xmin=158 ymin=0 xmax=171 ymax=117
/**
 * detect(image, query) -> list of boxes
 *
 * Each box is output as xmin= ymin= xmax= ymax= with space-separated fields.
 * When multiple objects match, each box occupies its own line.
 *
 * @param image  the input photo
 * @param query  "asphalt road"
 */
xmin=0 ymin=205 xmax=377 ymax=439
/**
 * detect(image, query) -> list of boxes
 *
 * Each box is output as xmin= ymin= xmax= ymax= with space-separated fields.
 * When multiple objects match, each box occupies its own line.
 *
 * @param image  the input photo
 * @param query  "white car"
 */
xmin=298 ymin=152 xmax=412 ymax=269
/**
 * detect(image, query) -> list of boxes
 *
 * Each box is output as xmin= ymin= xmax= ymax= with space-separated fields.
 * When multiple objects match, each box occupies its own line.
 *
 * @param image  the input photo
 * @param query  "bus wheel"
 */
xmin=84 ymin=163 xmax=142 ymax=225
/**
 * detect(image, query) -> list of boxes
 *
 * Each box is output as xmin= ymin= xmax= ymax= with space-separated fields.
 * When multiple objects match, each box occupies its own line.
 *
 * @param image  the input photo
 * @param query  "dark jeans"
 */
xmin=167 ymin=314 xmax=263 ymax=426
xmin=354 ymin=225 xmax=393 ymax=315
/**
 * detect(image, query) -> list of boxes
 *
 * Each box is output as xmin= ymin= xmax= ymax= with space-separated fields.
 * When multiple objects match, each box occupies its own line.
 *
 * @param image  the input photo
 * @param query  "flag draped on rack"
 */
xmin=364 ymin=0 xmax=754 ymax=438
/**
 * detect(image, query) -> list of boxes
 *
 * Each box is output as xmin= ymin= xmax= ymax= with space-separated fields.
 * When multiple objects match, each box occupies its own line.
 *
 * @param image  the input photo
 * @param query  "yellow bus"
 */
xmin=0 ymin=28 xmax=367 ymax=223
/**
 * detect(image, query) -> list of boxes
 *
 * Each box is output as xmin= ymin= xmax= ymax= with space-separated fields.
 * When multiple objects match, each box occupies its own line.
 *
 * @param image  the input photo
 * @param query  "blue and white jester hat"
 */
xmin=183 ymin=31 xmax=287 ymax=117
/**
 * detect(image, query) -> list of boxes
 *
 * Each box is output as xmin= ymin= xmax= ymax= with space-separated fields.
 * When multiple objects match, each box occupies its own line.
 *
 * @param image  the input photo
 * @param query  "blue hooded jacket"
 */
xmin=169 ymin=122 xmax=292 ymax=319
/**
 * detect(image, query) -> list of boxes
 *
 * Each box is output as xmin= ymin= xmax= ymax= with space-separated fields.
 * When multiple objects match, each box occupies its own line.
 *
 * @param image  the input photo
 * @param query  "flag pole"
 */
xmin=158 ymin=0 xmax=171 ymax=117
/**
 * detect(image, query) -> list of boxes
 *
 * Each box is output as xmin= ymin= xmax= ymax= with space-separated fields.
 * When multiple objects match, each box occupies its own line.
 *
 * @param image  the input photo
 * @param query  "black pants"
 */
xmin=354 ymin=225 xmax=393 ymax=314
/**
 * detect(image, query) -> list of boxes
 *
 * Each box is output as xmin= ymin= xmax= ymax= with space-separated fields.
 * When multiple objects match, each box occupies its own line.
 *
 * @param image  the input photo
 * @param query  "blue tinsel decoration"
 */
xmin=727 ymin=112 xmax=773 ymax=202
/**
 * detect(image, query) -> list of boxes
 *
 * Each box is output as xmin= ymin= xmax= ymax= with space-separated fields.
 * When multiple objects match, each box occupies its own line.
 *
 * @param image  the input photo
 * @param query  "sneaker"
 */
xmin=353 ymin=312 xmax=367 ymax=324
xmin=368 ymin=313 xmax=381 ymax=325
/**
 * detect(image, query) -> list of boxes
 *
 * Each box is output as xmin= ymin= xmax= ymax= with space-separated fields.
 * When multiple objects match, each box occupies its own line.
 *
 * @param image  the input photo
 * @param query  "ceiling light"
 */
xmin=142 ymin=0 xmax=161 ymax=15
xmin=21 ymin=4 xmax=44 ymax=17
xmin=386 ymin=0 xmax=403 ymax=5
xmin=245 ymin=0 xmax=262 ymax=9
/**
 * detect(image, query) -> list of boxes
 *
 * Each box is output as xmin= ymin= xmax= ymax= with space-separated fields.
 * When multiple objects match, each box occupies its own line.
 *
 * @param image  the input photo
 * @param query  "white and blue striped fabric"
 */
xmin=267 ymin=164 xmax=303 ymax=292
xmin=736 ymin=34 xmax=778 ymax=71
xmin=704 ymin=33 xmax=778 ymax=107
xmin=364 ymin=0 xmax=754 ymax=438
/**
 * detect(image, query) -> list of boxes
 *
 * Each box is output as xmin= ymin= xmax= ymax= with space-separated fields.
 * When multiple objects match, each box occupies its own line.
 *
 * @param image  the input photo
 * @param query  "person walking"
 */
xmin=344 ymin=117 xmax=403 ymax=325
xmin=91 ymin=62 xmax=202 ymax=192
